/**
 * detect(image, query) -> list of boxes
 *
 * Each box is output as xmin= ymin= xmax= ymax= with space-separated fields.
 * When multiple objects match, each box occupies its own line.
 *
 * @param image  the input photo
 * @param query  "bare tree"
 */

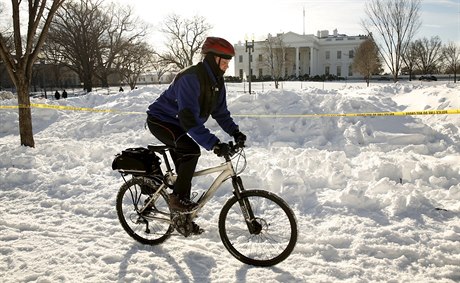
xmin=362 ymin=0 xmax=421 ymax=82
xmin=413 ymin=36 xmax=443 ymax=75
xmin=0 ymin=9 xmax=13 ymax=89
xmin=151 ymin=54 xmax=171 ymax=84
xmin=47 ymin=0 xmax=148 ymax=91
xmin=402 ymin=41 xmax=418 ymax=80
xmin=41 ymin=41 xmax=66 ymax=88
xmin=352 ymin=38 xmax=383 ymax=86
xmin=443 ymin=42 xmax=459 ymax=83
xmin=263 ymin=34 xmax=287 ymax=89
xmin=118 ymin=41 xmax=154 ymax=90
xmin=94 ymin=3 xmax=148 ymax=87
xmin=0 ymin=0 xmax=65 ymax=147
xmin=157 ymin=14 xmax=212 ymax=70
xmin=47 ymin=0 xmax=106 ymax=92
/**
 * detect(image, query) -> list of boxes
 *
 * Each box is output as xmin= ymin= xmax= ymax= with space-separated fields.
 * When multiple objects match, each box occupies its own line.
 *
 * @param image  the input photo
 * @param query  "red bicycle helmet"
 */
xmin=201 ymin=37 xmax=235 ymax=59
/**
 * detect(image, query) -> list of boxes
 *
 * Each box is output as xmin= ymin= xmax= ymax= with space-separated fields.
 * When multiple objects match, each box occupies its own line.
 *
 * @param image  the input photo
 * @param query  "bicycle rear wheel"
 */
xmin=116 ymin=177 xmax=173 ymax=245
xmin=218 ymin=190 xmax=297 ymax=266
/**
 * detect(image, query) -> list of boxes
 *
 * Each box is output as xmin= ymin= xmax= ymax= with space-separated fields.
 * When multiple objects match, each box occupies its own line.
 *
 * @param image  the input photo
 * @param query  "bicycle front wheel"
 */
xmin=218 ymin=190 xmax=297 ymax=266
xmin=116 ymin=177 xmax=173 ymax=245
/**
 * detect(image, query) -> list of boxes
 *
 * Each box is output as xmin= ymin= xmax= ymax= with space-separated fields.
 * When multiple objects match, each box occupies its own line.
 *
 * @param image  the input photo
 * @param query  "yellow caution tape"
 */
xmin=0 ymin=105 xmax=22 ymax=110
xmin=0 ymin=103 xmax=144 ymax=115
xmin=1 ymin=103 xmax=459 ymax=118
xmin=234 ymin=109 xmax=460 ymax=118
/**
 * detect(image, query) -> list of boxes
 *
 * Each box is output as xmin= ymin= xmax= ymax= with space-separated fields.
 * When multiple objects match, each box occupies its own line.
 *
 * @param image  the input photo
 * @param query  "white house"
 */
xmin=234 ymin=30 xmax=369 ymax=80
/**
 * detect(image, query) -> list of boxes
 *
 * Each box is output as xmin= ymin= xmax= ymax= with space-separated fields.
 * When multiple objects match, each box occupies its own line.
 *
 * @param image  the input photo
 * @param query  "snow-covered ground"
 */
xmin=1 ymin=81 xmax=459 ymax=282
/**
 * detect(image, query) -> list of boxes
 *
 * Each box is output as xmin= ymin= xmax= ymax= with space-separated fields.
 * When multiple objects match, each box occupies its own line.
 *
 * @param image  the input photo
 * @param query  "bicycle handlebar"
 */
xmin=225 ymin=141 xmax=245 ymax=159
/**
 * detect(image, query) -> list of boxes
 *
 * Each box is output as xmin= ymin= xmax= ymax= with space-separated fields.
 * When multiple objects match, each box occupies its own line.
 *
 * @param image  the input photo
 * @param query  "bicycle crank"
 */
xmin=171 ymin=213 xmax=194 ymax=237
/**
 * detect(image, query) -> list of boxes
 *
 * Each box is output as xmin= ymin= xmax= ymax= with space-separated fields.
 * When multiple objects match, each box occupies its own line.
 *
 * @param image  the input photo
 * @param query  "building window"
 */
xmin=325 ymin=51 xmax=330 ymax=60
xmin=337 ymin=51 xmax=342 ymax=59
xmin=259 ymin=69 xmax=263 ymax=78
xmin=258 ymin=54 xmax=263 ymax=61
xmin=348 ymin=65 xmax=353 ymax=76
xmin=349 ymin=50 xmax=354 ymax=58
xmin=325 ymin=66 xmax=330 ymax=75
xmin=239 ymin=55 xmax=243 ymax=63
xmin=337 ymin=66 xmax=341 ymax=77
xmin=239 ymin=69 xmax=243 ymax=79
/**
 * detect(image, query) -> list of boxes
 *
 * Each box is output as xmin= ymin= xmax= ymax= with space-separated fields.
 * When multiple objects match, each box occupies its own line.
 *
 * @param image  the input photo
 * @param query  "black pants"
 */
xmin=146 ymin=116 xmax=200 ymax=198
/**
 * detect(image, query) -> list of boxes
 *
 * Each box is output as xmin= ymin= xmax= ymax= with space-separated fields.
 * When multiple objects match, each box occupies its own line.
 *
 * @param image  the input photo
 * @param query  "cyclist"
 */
xmin=146 ymin=37 xmax=247 ymax=224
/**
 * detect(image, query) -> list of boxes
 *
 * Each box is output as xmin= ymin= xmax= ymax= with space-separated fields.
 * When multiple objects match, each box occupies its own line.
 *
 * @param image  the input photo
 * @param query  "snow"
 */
xmin=1 ymin=81 xmax=459 ymax=282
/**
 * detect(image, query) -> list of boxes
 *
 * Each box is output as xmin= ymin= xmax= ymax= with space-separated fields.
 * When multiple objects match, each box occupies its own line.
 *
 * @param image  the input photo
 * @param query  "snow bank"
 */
xmin=1 ymin=82 xmax=459 ymax=282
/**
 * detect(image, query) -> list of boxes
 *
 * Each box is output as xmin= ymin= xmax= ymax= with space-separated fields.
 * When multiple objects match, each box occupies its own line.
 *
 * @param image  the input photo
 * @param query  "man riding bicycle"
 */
xmin=146 ymin=37 xmax=247 ymax=232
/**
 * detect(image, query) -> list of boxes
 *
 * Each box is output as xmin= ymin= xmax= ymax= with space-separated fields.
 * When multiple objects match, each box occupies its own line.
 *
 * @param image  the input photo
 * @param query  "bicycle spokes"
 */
xmin=219 ymin=190 xmax=297 ymax=266
xmin=116 ymin=178 xmax=174 ymax=245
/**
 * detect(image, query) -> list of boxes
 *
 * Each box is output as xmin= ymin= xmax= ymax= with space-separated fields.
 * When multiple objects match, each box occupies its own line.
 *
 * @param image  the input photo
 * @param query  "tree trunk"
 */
xmin=83 ymin=74 xmax=93 ymax=92
xmin=100 ymin=73 xmax=109 ymax=88
xmin=17 ymin=80 xmax=35 ymax=147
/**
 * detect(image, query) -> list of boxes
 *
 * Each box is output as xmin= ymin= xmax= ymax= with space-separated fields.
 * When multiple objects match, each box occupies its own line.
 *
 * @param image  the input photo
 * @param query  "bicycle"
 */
xmin=112 ymin=142 xmax=298 ymax=266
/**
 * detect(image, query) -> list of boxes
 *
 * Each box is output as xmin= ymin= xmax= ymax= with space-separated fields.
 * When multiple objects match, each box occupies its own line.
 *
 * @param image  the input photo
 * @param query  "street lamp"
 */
xmin=245 ymin=38 xmax=254 ymax=94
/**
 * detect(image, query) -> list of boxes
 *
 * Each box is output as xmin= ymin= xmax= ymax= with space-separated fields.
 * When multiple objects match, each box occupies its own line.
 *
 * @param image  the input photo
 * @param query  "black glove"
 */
xmin=213 ymin=142 xmax=230 ymax=157
xmin=232 ymin=130 xmax=247 ymax=146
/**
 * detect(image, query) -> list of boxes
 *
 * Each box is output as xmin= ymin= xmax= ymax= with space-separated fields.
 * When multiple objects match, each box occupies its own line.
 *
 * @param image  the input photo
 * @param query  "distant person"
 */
xmin=62 ymin=89 xmax=68 ymax=99
xmin=119 ymin=87 xmax=124 ymax=92
xmin=54 ymin=90 xmax=60 ymax=100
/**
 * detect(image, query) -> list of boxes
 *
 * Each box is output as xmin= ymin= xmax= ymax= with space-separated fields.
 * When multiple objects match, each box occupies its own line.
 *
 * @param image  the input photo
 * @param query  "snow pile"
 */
xmin=0 ymin=91 xmax=14 ymax=100
xmin=0 ymin=82 xmax=459 ymax=282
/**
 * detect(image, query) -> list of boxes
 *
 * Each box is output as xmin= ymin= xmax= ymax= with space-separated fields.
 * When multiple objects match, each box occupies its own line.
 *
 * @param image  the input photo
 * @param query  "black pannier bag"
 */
xmin=112 ymin=147 xmax=162 ymax=176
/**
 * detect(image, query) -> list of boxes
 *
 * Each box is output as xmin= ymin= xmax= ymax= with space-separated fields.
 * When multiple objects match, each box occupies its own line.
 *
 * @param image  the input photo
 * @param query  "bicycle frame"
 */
xmin=191 ymin=161 xmax=236 ymax=218
xmin=141 ymin=146 xmax=239 ymax=220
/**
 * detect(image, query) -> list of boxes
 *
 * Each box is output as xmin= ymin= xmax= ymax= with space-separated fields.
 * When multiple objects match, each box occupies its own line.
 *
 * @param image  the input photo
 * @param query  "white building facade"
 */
xmin=234 ymin=30 xmax=369 ymax=80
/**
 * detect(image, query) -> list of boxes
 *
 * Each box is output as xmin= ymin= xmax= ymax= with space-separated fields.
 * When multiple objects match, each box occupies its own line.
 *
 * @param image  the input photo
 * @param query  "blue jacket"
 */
xmin=147 ymin=61 xmax=239 ymax=150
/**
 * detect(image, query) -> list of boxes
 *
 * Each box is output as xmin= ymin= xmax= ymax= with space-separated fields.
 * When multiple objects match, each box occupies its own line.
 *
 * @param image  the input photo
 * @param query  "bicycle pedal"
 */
xmin=171 ymin=213 xmax=198 ymax=237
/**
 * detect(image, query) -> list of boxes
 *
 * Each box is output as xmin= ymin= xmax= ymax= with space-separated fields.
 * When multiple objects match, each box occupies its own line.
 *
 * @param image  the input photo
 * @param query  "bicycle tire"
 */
xmin=116 ymin=177 xmax=173 ymax=245
xmin=218 ymin=190 xmax=297 ymax=266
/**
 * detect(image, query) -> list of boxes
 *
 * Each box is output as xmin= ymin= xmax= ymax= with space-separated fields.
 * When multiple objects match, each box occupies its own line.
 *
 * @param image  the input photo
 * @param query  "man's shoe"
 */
xmin=169 ymin=194 xmax=198 ymax=212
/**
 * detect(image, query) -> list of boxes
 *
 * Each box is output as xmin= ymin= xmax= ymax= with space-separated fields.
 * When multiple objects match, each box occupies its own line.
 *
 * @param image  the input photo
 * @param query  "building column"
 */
xmin=310 ymin=48 xmax=318 ymax=76
xmin=295 ymin=47 xmax=300 ymax=78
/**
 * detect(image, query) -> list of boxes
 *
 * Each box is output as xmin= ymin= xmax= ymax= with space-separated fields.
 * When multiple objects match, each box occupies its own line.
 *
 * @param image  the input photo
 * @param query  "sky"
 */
xmin=1 ymin=80 xmax=459 ymax=282
xmin=116 ymin=0 xmax=460 ymax=48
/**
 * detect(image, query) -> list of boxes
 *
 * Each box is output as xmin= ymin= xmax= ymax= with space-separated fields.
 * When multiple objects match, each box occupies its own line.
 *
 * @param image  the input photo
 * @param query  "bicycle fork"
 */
xmin=232 ymin=176 xmax=262 ymax=235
